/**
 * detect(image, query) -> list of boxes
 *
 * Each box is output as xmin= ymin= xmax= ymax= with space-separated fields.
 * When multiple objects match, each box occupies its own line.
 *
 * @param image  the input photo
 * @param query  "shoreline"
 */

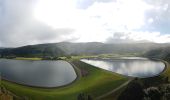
xmin=0 ymin=57 xmax=166 ymax=88
xmin=0 ymin=60 xmax=80 ymax=89
xmin=81 ymin=57 xmax=166 ymax=79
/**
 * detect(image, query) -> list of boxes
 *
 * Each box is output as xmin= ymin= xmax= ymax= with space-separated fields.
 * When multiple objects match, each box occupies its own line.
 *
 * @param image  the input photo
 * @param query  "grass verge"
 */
xmin=14 ymin=57 xmax=42 ymax=60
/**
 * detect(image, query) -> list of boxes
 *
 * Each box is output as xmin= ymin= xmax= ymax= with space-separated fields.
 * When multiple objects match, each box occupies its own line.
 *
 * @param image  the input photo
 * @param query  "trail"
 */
xmin=96 ymin=79 xmax=132 ymax=100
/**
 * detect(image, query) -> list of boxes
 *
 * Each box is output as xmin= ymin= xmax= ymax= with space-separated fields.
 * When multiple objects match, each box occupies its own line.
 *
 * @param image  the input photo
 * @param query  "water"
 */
xmin=0 ymin=59 xmax=77 ymax=87
xmin=81 ymin=58 xmax=165 ymax=78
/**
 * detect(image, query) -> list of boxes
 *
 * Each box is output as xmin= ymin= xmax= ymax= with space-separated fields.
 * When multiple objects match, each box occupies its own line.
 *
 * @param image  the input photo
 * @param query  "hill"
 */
xmin=0 ymin=42 xmax=170 ymax=57
xmin=144 ymin=46 xmax=170 ymax=61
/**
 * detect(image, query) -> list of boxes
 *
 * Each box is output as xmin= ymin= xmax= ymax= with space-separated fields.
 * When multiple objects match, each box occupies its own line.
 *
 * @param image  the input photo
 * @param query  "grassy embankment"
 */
xmin=0 ymin=57 xmax=128 ymax=100
xmin=102 ymin=60 xmax=170 ymax=100
xmin=14 ymin=57 xmax=42 ymax=60
xmin=161 ymin=61 xmax=170 ymax=77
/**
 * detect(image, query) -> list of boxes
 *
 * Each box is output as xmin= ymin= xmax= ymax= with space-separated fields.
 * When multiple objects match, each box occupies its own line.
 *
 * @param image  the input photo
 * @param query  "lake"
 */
xmin=81 ymin=57 xmax=165 ymax=78
xmin=0 ymin=59 xmax=77 ymax=87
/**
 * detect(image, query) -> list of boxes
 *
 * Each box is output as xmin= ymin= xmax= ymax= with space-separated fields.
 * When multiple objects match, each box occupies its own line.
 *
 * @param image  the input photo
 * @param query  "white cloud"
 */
xmin=33 ymin=0 xmax=157 ymax=43
xmin=0 ymin=0 xmax=75 ymax=47
xmin=106 ymin=31 xmax=170 ymax=43
xmin=0 ymin=0 xmax=170 ymax=47
xmin=34 ymin=0 xmax=153 ymax=30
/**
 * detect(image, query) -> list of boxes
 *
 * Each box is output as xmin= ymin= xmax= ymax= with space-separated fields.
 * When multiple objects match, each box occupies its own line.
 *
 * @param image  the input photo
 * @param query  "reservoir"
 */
xmin=0 ymin=59 xmax=77 ymax=87
xmin=81 ymin=58 xmax=165 ymax=78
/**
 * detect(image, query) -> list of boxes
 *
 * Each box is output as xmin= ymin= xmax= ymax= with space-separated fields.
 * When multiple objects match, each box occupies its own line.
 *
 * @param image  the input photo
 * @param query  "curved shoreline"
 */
xmin=81 ymin=58 xmax=166 ymax=78
xmin=126 ymin=59 xmax=167 ymax=79
xmin=1 ymin=58 xmax=167 ymax=88
xmin=95 ymin=60 xmax=169 ymax=99
xmin=0 ymin=60 xmax=80 ymax=89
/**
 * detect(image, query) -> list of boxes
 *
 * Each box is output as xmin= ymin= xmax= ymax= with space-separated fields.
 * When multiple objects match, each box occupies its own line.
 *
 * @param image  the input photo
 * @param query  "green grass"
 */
xmin=15 ymin=57 xmax=42 ymax=60
xmin=102 ymin=60 xmax=170 ymax=100
xmin=1 ymin=61 xmax=128 ymax=100
xmin=101 ymin=86 xmax=126 ymax=100
xmin=70 ymin=55 xmax=98 ymax=60
xmin=161 ymin=61 xmax=170 ymax=77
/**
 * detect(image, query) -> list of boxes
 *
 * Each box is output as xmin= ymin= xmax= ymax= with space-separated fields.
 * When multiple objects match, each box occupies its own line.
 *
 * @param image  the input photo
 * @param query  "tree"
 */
xmin=118 ymin=81 xmax=144 ymax=100
xmin=144 ymin=87 xmax=161 ymax=100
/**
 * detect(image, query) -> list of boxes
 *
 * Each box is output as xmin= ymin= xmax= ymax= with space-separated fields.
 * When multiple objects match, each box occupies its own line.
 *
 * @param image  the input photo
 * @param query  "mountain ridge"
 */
xmin=0 ymin=42 xmax=170 ymax=57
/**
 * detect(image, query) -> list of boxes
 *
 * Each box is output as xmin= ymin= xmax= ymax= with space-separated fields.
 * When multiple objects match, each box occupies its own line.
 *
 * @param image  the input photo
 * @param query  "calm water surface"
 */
xmin=81 ymin=58 xmax=165 ymax=78
xmin=0 ymin=59 xmax=77 ymax=87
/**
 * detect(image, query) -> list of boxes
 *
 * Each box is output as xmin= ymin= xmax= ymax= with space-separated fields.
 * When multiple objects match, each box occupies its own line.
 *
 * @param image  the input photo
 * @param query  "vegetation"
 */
xmin=102 ymin=46 xmax=170 ymax=100
xmin=102 ymin=86 xmax=127 ymax=100
xmin=0 ymin=86 xmax=14 ymax=100
xmin=111 ymin=46 xmax=170 ymax=100
xmin=15 ymin=57 xmax=42 ymax=60
xmin=0 ymin=61 xmax=128 ymax=100
xmin=115 ymin=62 xmax=170 ymax=100
xmin=144 ymin=46 xmax=170 ymax=61
xmin=1 ymin=42 xmax=169 ymax=58
xmin=0 ymin=43 xmax=169 ymax=100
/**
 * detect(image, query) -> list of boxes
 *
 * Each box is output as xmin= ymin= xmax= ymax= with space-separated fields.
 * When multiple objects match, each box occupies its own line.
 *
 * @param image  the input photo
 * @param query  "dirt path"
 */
xmin=96 ymin=79 xmax=133 ymax=100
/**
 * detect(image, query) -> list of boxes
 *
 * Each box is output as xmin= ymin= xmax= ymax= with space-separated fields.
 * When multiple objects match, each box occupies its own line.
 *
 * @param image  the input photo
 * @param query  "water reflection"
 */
xmin=81 ymin=58 xmax=165 ymax=78
xmin=0 ymin=59 xmax=77 ymax=87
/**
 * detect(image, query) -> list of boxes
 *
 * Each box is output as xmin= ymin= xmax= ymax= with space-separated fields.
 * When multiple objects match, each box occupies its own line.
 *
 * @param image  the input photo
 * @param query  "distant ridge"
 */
xmin=0 ymin=42 xmax=170 ymax=57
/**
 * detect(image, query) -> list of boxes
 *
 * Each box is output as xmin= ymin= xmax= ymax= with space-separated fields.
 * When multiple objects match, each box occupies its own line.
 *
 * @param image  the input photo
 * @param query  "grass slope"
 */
xmin=1 ymin=61 xmax=128 ymax=100
xmin=103 ymin=60 xmax=170 ymax=100
xmin=14 ymin=57 xmax=42 ymax=60
xmin=161 ymin=61 xmax=170 ymax=78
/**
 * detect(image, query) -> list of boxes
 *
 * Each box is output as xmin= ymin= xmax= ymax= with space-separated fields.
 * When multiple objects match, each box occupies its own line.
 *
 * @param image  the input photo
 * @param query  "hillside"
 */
xmin=0 ymin=42 xmax=170 ymax=57
xmin=144 ymin=46 xmax=170 ymax=61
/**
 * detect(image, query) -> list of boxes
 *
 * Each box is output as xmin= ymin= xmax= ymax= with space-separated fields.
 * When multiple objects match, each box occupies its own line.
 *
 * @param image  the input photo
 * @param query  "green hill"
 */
xmin=0 ymin=42 xmax=170 ymax=57
xmin=144 ymin=46 xmax=170 ymax=61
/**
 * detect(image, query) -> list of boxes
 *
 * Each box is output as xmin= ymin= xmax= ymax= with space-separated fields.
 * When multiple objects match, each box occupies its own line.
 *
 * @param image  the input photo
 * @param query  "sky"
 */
xmin=0 ymin=0 xmax=170 ymax=47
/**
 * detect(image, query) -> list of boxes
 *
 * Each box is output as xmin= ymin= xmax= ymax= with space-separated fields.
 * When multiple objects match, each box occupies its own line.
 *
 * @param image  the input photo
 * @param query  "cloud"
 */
xmin=76 ymin=0 xmax=115 ymax=9
xmin=78 ymin=0 xmax=170 ymax=43
xmin=0 ymin=0 xmax=75 ymax=47
xmin=106 ymin=31 xmax=170 ymax=43
xmin=138 ymin=0 xmax=170 ymax=33
xmin=106 ymin=32 xmax=136 ymax=43
xmin=0 ymin=0 xmax=170 ymax=47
